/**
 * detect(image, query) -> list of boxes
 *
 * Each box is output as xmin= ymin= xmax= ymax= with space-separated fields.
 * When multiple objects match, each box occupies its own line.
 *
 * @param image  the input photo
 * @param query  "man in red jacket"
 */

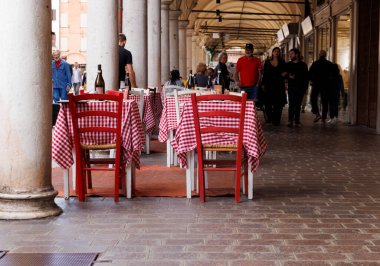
xmin=235 ymin=43 xmax=262 ymax=100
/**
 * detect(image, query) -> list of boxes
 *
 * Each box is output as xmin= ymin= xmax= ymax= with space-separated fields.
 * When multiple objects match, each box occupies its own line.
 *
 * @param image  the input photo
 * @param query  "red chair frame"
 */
xmin=68 ymin=92 xmax=124 ymax=202
xmin=191 ymin=93 xmax=248 ymax=203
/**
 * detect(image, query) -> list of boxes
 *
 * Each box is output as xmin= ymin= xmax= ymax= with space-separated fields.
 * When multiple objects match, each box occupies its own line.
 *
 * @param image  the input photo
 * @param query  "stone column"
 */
xmin=191 ymin=34 xmax=198 ymax=73
xmin=147 ymin=0 xmax=161 ymax=87
xmin=0 ymin=0 xmax=62 ymax=219
xmin=161 ymin=1 xmax=171 ymax=84
xmin=123 ymin=0 xmax=147 ymax=88
xmin=87 ymin=0 xmax=118 ymax=91
xmin=169 ymin=10 xmax=181 ymax=71
xmin=178 ymin=20 xmax=188 ymax=78
xmin=186 ymin=29 xmax=193 ymax=74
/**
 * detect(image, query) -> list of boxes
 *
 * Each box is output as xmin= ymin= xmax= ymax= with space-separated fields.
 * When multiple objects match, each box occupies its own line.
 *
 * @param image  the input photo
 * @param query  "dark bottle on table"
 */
xmin=214 ymin=70 xmax=224 ymax=94
xmin=186 ymin=70 xmax=195 ymax=89
xmin=125 ymin=72 xmax=131 ymax=91
xmin=95 ymin=64 xmax=105 ymax=94
xmin=207 ymin=75 xmax=212 ymax=89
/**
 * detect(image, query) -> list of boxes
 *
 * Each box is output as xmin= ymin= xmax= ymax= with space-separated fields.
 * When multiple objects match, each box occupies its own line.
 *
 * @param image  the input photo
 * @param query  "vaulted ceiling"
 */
xmin=172 ymin=0 xmax=306 ymax=54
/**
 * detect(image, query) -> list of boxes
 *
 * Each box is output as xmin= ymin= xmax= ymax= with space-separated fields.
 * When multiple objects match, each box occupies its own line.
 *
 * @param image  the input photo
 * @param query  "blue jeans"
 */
xmin=53 ymin=87 xmax=68 ymax=103
xmin=240 ymin=86 xmax=257 ymax=100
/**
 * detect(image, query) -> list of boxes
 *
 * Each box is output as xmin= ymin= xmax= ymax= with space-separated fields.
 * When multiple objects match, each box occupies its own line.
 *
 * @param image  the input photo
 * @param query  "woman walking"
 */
xmin=261 ymin=47 xmax=287 ymax=126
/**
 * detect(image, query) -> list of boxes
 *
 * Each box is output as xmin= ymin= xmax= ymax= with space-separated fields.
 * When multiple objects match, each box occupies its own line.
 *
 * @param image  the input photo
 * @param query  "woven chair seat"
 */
xmin=203 ymin=143 xmax=237 ymax=151
xmin=80 ymin=143 xmax=116 ymax=150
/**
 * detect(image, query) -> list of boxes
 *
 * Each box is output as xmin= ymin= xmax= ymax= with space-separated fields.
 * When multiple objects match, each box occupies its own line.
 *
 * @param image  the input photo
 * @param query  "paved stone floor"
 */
xmin=2 ymin=110 xmax=380 ymax=265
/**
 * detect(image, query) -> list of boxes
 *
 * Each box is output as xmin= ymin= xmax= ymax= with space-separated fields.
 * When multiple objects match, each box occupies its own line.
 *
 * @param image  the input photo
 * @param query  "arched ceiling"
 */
xmin=174 ymin=0 xmax=305 ymax=54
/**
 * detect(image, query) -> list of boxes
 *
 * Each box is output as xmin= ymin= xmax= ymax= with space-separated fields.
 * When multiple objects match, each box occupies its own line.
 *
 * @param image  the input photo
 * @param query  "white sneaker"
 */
xmin=328 ymin=118 xmax=337 ymax=124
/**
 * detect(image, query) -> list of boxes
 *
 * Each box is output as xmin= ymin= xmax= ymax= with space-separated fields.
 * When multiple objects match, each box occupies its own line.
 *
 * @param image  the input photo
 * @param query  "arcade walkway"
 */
xmin=1 ymin=111 xmax=380 ymax=265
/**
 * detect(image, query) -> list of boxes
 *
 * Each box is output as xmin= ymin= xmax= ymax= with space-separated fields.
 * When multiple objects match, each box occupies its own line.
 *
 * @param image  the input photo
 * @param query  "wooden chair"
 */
xmin=191 ymin=93 xmax=248 ymax=203
xmin=68 ymin=92 xmax=124 ymax=202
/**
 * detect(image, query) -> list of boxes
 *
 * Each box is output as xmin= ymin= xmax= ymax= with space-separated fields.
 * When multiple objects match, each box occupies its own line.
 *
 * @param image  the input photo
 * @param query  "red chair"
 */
xmin=107 ymin=89 xmax=127 ymax=100
xmin=191 ymin=93 xmax=248 ymax=203
xmin=68 ymin=92 xmax=124 ymax=202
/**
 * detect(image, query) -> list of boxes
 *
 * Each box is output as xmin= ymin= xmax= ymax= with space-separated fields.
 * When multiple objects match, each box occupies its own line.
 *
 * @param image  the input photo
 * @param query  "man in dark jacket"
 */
xmin=286 ymin=48 xmax=309 ymax=127
xmin=309 ymin=50 xmax=334 ymax=123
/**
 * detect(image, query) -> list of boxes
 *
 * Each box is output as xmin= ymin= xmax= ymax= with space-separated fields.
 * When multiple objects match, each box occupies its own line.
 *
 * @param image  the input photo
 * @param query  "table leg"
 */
xmin=166 ymin=139 xmax=171 ymax=167
xmin=145 ymin=134 xmax=150 ymax=154
xmin=63 ymin=169 xmax=69 ymax=200
xmin=248 ymin=161 xmax=253 ymax=200
xmin=126 ymin=163 xmax=132 ymax=199
xmin=186 ymin=152 xmax=192 ymax=198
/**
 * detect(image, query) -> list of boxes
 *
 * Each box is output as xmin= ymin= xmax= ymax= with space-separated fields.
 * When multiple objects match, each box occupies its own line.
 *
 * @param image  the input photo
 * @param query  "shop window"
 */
xmin=61 ymin=37 xmax=68 ymax=51
xmin=80 ymin=37 xmax=87 ymax=51
xmin=61 ymin=13 xmax=68 ymax=28
xmin=80 ymin=13 xmax=87 ymax=28
xmin=317 ymin=23 xmax=330 ymax=58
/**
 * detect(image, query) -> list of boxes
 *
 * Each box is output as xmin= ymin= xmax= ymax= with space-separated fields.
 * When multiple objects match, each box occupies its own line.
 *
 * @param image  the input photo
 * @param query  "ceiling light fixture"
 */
xmin=216 ymin=9 xmax=220 ymax=16
xmin=216 ymin=0 xmax=221 ymax=3
xmin=218 ymin=16 xmax=222 ymax=22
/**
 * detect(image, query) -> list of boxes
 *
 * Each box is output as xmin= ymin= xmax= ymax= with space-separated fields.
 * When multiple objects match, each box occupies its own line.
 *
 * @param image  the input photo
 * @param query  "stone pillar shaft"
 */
xmin=0 ymin=0 xmax=61 ymax=219
xmin=161 ymin=1 xmax=171 ymax=84
xmin=186 ymin=29 xmax=193 ymax=74
xmin=147 ymin=0 xmax=161 ymax=88
xmin=123 ymin=0 xmax=147 ymax=88
xmin=169 ymin=10 xmax=181 ymax=71
xmin=87 ymin=0 xmax=118 ymax=91
xmin=178 ymin=20 xmax=188 ymax=78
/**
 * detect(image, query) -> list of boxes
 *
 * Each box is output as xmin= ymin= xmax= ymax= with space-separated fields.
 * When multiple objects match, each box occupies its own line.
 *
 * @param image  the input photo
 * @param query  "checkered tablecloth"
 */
xmin=129 ymin=94 xmax=155 ymax=135
xmin=158 ymin=95 xmax=191 ymax=142
xmin=170 ymin=101 xmax=267 ymax=172
xmin=52 ymin=100 xmax=145 ymax=169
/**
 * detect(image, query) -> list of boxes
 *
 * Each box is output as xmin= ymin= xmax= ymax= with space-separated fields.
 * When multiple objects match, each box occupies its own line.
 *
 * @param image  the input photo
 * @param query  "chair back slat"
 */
xmin=200 ymin=127 xmax=239 ymax=134
xmin=196 ymin=94 xmax=243 ymax=102
xmin=76 ymin=111 xmax=118 ymax=118
xmin=78 ymin=127 xmax=118 ymax=134
xmin=198 ymin=111 xmax=240 ymax=118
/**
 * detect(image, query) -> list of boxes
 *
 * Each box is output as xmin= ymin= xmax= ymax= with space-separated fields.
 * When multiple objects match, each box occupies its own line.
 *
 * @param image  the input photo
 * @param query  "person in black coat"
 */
xmin=286 ymin=48 xmax=309 ymax=127
xmin=309 ymin=50 xmax=334 ymax=123
xmin=260 ymin=47 xmax=287 ymax=126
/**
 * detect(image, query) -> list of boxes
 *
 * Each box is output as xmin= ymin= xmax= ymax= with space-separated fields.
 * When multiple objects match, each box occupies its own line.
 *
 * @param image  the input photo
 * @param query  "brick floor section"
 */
xmin=1 ymin=111 xmax=380 ymax=265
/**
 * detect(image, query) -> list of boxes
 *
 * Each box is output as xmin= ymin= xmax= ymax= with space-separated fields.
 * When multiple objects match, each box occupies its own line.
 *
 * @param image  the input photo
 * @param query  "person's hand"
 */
xmin=66 ymin=85 xmax=71 ymax=92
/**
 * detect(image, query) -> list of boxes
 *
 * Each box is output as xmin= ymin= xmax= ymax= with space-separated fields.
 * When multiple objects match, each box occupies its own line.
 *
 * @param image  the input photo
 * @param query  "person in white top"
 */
xmin=72 ymin=62 xmax=82 ymax=95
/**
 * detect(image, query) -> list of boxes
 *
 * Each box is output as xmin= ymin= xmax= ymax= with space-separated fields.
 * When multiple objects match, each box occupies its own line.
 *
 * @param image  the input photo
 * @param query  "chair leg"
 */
xmin=244 ymin=161 xmax=248 ymax=196
xmin=85 ymin=151 xmax=92 ymax=189
xmin=235 ymin=166 xmax=241 ymax=203
xmin=190 ymin=150 xmax=195 ymax=191
xmin=114 ymin=166 xmax=120 ymax=203
xmin=169 ymin=131 xmax=174 ymax=166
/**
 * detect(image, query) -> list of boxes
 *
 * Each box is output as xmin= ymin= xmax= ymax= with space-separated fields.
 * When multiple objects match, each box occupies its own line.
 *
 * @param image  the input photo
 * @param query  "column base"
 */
xmin=0 ymin=189 xmax=62 ymax=220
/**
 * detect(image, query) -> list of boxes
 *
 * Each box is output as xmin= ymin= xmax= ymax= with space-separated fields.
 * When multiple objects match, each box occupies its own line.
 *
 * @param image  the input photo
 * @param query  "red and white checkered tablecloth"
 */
xmin=152 ymin=92 xmax=163 ymax=122
xmin=170 ymin=101 xmax=267 ymax=172
xmin=52 ymin=100 xmax=145 ymax=170
xmin=158 ymin=95 xmax=191 ymax=142
xmin=129 ymin=94 xmax=155 ymax=135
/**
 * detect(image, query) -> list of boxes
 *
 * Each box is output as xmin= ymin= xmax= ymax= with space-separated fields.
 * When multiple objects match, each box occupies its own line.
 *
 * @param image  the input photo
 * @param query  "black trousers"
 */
xmin=288 ymin=88 xmax=304 ymax=123
xmin=265 ymin=103 xmax=283 ymax=126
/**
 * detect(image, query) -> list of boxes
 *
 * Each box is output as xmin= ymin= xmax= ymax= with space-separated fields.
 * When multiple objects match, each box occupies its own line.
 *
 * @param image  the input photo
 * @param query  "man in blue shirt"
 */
xmin=52 ymin=50 xmax=72 ymax=103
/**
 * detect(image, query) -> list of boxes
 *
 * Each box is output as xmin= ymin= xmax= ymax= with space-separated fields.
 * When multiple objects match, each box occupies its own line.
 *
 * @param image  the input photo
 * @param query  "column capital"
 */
xmin=186 ymin=29 xmax=194 ymax=37
xmin=161 ymin=1 xmax=171 ymax=10
xmin=169 ymin=10 xmax=181 ymax=20
xmin=178 ymin=20 xmax=189 ymax=29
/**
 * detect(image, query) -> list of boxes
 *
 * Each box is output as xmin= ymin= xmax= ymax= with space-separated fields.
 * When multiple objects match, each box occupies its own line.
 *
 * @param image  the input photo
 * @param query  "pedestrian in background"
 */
xmin=52 ymin=50 xmax=72 ymax=103
xmin=286 ymin=48 xmax=309 ymax=127
xmin=235 ymin=43 xmax=262 ymax=100
xmin=261 ymin=47 xmax=287 ymax=126
xmin=309 ymin=50 xmax=334 ymax=123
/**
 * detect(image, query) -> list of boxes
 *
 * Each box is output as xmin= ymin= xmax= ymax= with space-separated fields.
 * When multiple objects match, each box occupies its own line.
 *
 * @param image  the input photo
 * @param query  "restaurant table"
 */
xmin=52 ymin=100 xmax=145 ymax=198
xmin=158 ymin=95 xmax=192 ymax=166
xmin=152 ymin=92 xmax=163 ymax=134
xmin=171 ymin=100 xmax=267 ymax=199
